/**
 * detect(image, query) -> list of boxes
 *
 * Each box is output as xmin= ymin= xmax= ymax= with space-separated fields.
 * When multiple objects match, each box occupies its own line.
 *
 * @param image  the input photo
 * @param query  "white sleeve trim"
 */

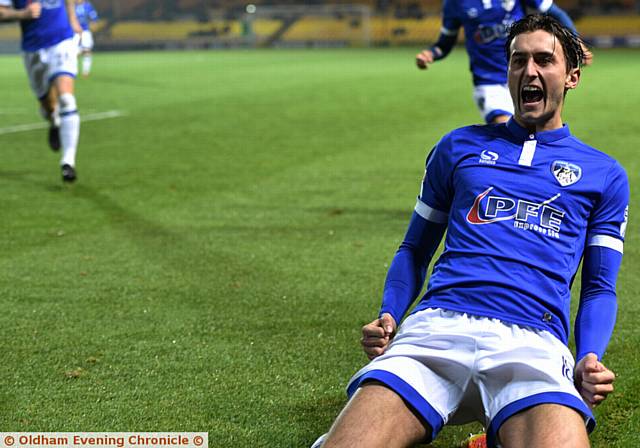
xmin=415 ymin=199 xmax=449 ymax=224
xmin=538 ymin=0 xmax=553 ymax=12
xmin=588 ymin=234 xmax=624 ymax=254
xmin=441 ymin=26 xmax=458 ymax=36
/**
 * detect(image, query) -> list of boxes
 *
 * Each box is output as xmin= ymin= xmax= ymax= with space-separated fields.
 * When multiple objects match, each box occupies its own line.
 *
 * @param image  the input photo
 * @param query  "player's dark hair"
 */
xmin=505 ymin=14 xmax=586 ymax=72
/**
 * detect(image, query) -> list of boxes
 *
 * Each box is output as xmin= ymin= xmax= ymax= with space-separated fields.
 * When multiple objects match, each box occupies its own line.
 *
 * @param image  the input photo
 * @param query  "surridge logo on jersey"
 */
xmin=479 ymin=150 xmax=499 ymax=165
xmin=466 ymin=187 xmax=565 ymax=238
xmin=552 ymin=160 xmax=582 ymax=186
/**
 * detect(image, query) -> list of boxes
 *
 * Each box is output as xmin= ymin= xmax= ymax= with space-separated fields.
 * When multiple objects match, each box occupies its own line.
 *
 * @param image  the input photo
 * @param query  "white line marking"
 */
xmin=0 ymin=110 xmax=127 ymax=136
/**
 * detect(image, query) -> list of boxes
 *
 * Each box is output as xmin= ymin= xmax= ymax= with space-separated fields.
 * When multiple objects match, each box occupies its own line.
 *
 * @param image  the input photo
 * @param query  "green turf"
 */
xmin=0 ymin=47 xmax=638 ymax=447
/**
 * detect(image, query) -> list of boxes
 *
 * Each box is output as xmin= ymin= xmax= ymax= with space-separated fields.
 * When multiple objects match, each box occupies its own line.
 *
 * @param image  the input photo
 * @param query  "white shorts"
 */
xmin=77 ymin=30 xmax=94 ymax=51
xmin=23 ymin=37 xmax=78 ymax=100
xmin=346 ymin=308 xmax=593 ymax=447
xmin=472 ymin=84 xmax=514 ymax=123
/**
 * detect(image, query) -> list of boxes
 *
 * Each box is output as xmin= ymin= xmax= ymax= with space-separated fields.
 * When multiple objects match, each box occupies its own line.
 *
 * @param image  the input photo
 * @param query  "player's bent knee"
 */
xmin=322 ymin=382 xmax=430 ymax=448
xmin=499 ymin=404 xmax=589 ymax=448
xmin=58 ymin=93 xmax=78 ymax=115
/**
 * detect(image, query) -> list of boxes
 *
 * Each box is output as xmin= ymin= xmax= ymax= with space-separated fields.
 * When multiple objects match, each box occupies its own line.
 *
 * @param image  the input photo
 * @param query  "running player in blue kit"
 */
xmin=416 ymin=0 xmax=587 ymax=124
xmin=0 ymin=0 xmax=82 ymax=182
xmin=74 ymin=0 xmax=98 ymax=77
xmin=313 ymin=15 xmax=627 ymax=448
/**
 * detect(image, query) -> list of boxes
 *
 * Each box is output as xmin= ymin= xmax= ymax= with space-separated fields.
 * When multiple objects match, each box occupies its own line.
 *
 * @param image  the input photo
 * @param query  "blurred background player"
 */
xmin=416 ymin=0 xmax=586 ymax=124
xmin=0 ymin=0 xmax=82 ymax=182
xmin=74 ymin=0 xmax=97 ymax=77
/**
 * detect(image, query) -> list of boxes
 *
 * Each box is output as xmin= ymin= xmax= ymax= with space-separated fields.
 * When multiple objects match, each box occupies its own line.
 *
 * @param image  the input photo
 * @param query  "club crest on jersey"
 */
xmin=466 ymin=187 xmax=565 ymax=238
xmin=552 ymin=161 xmax=582 ymax=186
xmin=479 ymin=150 xmax=499 ymax=165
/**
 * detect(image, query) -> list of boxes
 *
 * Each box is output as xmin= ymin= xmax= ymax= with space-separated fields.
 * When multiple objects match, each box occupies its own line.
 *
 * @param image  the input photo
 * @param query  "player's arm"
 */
xmin=573 ymin=161 xmax=629 ymax=407
xmin=416 ymin=0 xmax=460 ymax=69
xmin=573 ymin=245 xmax=620 ymax=407
xmin=65 ymin=0 xmax=82 ymax=33
xmin=362 ymin=139 xmax=453 ymax=360
xmin=0 ymin=2 xmax=41 ymax=21
xmin=416 ymin=30 xmax=459 ymax=69
xmin=362 ymin=213 xmax=447 ymax=359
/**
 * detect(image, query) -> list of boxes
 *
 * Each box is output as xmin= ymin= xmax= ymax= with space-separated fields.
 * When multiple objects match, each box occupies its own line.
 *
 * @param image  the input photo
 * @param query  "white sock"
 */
xmin=58 ymin=93 xmax=80 ymax=167
xmin=82 ymin=54 xmax=92 ymax=75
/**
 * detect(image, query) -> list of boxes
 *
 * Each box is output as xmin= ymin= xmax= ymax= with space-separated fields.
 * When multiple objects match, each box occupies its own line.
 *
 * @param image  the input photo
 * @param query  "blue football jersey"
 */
xmin=0 ymin=0 xmax=74 ymax=51
xmin=442 ymin=0 xmax=552 ymax=85
xmin=412 ymin=119 xmax=629 ymax=345
xmin=75 ymin=1 xmax=97 ymax=31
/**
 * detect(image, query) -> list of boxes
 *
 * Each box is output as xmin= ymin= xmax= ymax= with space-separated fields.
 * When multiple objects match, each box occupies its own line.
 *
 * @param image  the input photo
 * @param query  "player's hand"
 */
xmin=71 ymin=19 xmax=82 ymax=34
xmin=361 ymin=313 xmax=397 ymax=360
xmin=416 ymin=49 xmax=435 ymax=70
xmin=574 ymin=353 xmax=615 ymax=408
xmin=24 ymin=2 xmax=42 ymax=19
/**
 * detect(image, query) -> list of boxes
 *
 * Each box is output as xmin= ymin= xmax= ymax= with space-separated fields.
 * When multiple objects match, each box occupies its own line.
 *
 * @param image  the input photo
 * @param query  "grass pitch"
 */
xmin=0 ymin=47 xmax=638 ymax=447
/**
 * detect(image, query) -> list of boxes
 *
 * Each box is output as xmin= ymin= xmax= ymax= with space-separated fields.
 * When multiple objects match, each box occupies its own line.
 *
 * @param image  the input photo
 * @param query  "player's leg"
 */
xmin=80 ymin=31 xmax=94 ymax=76
xmin=54 ymin=74 xmax=80 ymax=181
xmin=82 ymin=49 xmax=92 ymax=76
xmin=322 ymin=382 xmax=429 ymax=448
xmin=40 ymin=84 xmax=61 ymax=151
xmin=478 ymin=321 xmax=595 ymax=448
xmin=473 ymin=84 xmax=514 ymax=124
xmin=498 ymin=403 xmax=589 ymax=448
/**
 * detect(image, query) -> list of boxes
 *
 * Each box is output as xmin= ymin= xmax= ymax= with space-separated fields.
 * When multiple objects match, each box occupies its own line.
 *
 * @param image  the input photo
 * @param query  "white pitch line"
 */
xmin=0 ymin=110 xmax=127 ymax=136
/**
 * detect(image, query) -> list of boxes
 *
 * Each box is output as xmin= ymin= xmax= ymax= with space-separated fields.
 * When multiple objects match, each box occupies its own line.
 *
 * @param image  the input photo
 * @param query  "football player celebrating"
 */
xmin=314 ymin=14 xmax=626 ymax=448
xmin=0 ymin=0 xmax=82 ymax=182
xmin=416 ymin=0 xmax=589 ymax=124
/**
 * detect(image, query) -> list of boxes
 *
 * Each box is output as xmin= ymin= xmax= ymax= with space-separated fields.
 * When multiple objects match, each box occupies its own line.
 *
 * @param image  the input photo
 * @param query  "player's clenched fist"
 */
xmin=25 ymin=2 xmax=41 ymax=19
xmin=574 ymin=353 xmax=615 ymax=408
xmin=361 ymin=313 xmax=397 ymax=360
xmin=416 ymin=49 xmax=435 ymax=70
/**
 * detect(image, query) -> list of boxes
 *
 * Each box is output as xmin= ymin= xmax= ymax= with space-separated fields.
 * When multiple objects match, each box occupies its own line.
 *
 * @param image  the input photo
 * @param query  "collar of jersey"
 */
xmin=505 ymin=118 xmax=571 ymax=144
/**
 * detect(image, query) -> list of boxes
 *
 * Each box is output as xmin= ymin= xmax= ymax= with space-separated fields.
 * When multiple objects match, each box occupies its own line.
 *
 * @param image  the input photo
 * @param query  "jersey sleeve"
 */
xmin=415 ymin=133 xmax=455 ymax=223
xmin=526 ymin=0 xmax=554 ymax=12
xmin=586 ymin=161 xmax=629 ymax=254
xmin=441 ymin=0 xmax=462 ymax=37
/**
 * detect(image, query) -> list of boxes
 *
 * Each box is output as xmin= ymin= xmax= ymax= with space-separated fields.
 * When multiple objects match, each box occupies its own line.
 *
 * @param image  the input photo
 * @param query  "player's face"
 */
xmin=508 ymin=30 xmax=580 ymax=132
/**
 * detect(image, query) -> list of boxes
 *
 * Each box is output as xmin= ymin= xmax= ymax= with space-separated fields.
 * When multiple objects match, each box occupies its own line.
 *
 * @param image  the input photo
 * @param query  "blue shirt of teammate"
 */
xmin=1 ymin=0 xmax=74 ymax=52
xmin=440 ymin=0 xmax=554 ymax=85
xmin=380 ymin=119 xmax=629 ymax=355
xmin=75 ymin=1 xmax=97 ymax=31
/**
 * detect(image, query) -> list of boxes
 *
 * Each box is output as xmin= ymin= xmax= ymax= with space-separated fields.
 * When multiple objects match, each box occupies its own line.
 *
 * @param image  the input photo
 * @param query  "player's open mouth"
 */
xmin=521 ymin=85 xmax=544 ymax=104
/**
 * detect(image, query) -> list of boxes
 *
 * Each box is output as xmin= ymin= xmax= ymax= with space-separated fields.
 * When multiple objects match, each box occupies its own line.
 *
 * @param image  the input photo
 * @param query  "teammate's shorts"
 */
xmin=346 ymin=308 xmax=594 ymax=447
xmin=23 ymin=37 xmax=78 ymax=99
xmin=472 ymin=84 xmax=514 ymax=123
xmin=77 ymin=30 xmax=94 ymax=51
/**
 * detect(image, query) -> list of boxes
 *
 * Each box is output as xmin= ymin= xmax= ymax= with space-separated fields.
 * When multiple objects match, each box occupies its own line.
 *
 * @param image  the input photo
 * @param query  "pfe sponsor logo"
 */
xmin=466 ymin=187 xmax=565 ymax=238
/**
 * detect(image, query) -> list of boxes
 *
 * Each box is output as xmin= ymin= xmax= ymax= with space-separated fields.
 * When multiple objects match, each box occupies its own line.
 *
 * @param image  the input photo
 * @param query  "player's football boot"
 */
xmin=462 ymin=433 xmax=487 ymax=448
xmin=48 ymin=126 xmax=61 ymax=151
xmin=61 ymin=164 xmax=77 ymax=183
